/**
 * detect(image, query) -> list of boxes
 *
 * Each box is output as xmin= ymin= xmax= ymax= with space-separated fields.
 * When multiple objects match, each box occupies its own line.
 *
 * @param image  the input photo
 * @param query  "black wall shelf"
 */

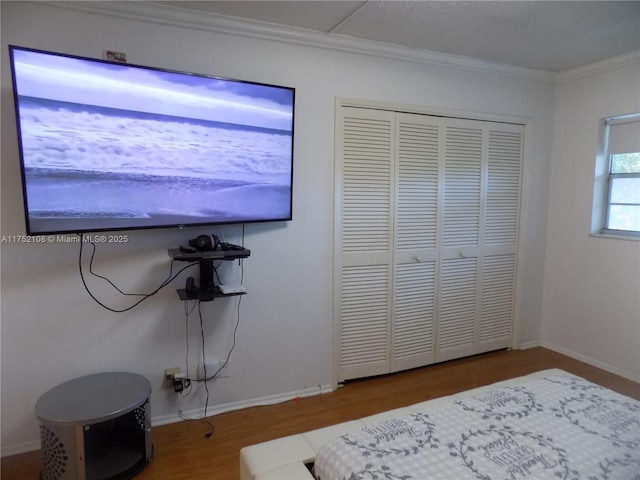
xmin=168 ymin=247 xmax=251 ymax=262
xmin=168 ymin=247 xmax=250 ymax=301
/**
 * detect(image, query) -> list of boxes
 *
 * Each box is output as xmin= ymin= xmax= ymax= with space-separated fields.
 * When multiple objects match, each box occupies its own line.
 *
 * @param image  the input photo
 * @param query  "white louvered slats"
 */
xmin=480 ymin=254 xmax=516 ymax=344
xmin=391 ymin=260 xmax=436 ymax=371
xmin=442 ymin=126 xmax=482 ymax=248
xmin=340 ymin=264 xmax=391 ymax=375
xmin=486 ymin=130 xmax=522 ymax=245
xmin=336 ymin=106 xmax=523 ymax=382
xmin=396 ymin=119 xmax=439 ymax=251
xmin=437 ymin=257 xmax=478 ymax=355
xmin=342 ymin=114 xmax=393 ymax=253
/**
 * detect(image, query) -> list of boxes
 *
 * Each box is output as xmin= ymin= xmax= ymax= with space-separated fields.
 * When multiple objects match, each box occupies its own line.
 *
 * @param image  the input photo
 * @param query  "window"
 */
xmin=592 ymin=114 xmax=640 ymax=239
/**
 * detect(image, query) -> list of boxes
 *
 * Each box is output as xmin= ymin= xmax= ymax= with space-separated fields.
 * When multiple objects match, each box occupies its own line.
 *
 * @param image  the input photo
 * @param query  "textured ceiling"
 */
xmin=159 ymin=1 xmax=640 ymax=72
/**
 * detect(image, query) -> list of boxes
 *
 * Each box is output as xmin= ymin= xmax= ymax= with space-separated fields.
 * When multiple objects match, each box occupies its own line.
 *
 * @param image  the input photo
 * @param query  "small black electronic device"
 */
xmin=219 ymin=242 xmax=244 ymax=251
xmin=179 ymin=245 xmax=197 ymax=253
xmin=188 ymin=234 xmax=220 ymax=251
xmin=185 ymin=276 xmax=197 ymax=294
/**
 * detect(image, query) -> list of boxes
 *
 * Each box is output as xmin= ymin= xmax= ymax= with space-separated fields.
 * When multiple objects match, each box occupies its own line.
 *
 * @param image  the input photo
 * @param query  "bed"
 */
xmin=239 ymin=369 xmax=640 ymax=479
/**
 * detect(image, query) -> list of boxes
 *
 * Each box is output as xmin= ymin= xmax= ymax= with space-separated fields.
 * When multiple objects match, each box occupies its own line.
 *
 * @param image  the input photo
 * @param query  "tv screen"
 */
xmin=8 ymin=46 xmax=295 ymax=235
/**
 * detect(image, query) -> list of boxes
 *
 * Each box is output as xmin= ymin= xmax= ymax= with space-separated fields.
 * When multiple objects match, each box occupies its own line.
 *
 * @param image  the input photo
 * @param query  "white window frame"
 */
xmin=591 ymin=113 xmax=640 ymax=241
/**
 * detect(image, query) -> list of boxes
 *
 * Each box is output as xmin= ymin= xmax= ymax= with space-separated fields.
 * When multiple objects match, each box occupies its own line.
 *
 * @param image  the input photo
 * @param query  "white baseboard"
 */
xmin=518 ymin=340 xmax=541 ymax=350
xmin=152 ymin=383 xmax=334 ymax=427
xmin=1 ymin=440 xmax=41 ymax=458
xmin=2 ymin=384 xmax=334 ymax=458
xmin=542 ymin=341 xmax=640 ymax=383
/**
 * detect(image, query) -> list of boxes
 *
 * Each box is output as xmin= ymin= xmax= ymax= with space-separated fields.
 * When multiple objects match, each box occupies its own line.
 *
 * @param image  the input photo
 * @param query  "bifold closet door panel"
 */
xmin=478 ymin=126 xmax=523 ymax=351
xmin=390 ymin=114 xmax=440 ymax=373
xmin=436 ymin=120 xmax=523 ymax=362
xmin=337 ymin=108 xmax=396 ymax=382
xmin=436 ymin=120 xmax=483 ymax=361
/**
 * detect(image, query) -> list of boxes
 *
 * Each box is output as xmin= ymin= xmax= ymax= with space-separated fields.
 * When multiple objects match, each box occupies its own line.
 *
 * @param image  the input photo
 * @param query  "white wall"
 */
xmin=542 ymin=60 xmax=640 ymax=380
xmin=1 ymin=1 xmax=554 ymax=454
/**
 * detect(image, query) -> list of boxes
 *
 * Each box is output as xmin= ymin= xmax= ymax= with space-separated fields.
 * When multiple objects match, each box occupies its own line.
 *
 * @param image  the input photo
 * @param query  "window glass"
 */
xmin=607 ymin=204 xmax=640 ymax=231
xmin=609 ymin=177 xmax=640 ymax=203
xmin=610 ymin=152 xmax=640 ymax=173
xmin=607 ymin=153 xmax=640 ymax=232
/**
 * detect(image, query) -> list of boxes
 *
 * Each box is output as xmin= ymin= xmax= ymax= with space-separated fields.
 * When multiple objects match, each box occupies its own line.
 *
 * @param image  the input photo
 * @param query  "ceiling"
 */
xmin=158 ymin=1 xmax=640 ymax=72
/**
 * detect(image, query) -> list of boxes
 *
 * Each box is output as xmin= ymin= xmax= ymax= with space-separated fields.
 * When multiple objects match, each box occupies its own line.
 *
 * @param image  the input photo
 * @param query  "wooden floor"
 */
xmin=3 ymin=347 xmax=639 ymax=479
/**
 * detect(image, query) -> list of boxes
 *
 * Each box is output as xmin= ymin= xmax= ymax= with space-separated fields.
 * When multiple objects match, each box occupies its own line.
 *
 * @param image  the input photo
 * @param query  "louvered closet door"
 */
xmin=336 ymin=107 xmax=395 ymax=382
xmin=479 ymin=126 xmax=522 ymax=351
xmin=390 ymin=114 xmax=440 ymax=373
xmin=437 ymin=119 xmax=483 ymax=361
xmin=436 ymin=119 xmax=523 ymax=362
xmin=335 ymin=106 xmax=524 ymax=381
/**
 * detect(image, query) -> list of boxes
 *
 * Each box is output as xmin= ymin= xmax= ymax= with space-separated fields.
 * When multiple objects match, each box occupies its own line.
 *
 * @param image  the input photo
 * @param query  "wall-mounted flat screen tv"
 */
xmin=8 ymin=46 xmax=295 ymax=235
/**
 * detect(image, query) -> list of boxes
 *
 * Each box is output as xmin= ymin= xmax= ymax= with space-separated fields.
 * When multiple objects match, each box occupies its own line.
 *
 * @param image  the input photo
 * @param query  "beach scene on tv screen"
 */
xmin=11 ymin=48 xmax=294 ymax=233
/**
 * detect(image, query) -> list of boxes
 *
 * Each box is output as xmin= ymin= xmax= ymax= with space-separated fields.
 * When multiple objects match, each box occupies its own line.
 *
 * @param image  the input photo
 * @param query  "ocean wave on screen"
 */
xmin=29 ymin=208 xmax=151 ymax=219
xmin=17 ymin=100 xmax=292 ymax=183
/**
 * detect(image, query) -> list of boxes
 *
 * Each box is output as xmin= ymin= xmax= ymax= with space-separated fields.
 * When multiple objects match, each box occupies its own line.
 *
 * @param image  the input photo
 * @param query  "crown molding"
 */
xmin=555 ymin=50 xmax=640 ymax=84
xmin=45 ymin=1 xmax=555 ymax=83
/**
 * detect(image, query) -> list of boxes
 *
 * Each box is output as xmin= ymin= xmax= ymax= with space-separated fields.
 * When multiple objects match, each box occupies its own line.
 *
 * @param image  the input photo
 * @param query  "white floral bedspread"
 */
xmin=313 ymin=373 xmax=640 ymax=480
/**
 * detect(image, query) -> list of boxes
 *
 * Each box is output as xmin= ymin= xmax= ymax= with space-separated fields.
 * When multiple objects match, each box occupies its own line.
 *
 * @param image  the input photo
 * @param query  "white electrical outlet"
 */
xmin=164 ymin=367 xmax=181 ymax=388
